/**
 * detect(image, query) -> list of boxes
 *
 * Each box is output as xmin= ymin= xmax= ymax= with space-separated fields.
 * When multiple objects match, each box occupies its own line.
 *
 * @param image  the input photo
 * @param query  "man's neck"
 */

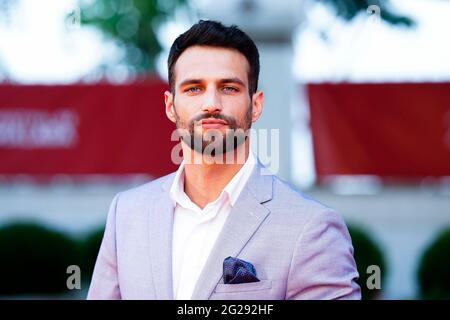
xmin=182 ymin=143 xmax=249 ymax=210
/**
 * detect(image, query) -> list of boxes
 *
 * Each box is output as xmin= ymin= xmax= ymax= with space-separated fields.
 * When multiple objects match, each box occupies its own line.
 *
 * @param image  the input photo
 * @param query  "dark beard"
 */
xmin=174 ymin=104 xmax=252 ymax=156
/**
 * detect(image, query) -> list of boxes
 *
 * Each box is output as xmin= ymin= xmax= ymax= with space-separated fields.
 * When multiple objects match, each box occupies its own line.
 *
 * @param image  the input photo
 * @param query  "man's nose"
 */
xmin=201 ymin=89 xmax=222 ymax=114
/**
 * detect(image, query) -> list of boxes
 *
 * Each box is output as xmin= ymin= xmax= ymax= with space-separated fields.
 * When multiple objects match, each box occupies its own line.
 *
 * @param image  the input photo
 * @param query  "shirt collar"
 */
xmin=222 ymin=151 xmax=257 ymax=206
xmin=169 ymin=151 xmax=257 ymax=210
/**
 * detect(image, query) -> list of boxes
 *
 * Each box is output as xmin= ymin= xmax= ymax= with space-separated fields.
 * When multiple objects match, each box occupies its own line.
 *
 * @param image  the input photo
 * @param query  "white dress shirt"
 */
xmin=169 ymin=151 xmax=257 ymax=300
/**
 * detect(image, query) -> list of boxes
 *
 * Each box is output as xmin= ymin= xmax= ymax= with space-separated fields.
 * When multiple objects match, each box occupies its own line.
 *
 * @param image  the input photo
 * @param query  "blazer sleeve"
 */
xmin=285 ymin=209 xmax=361 ymax=300
xmin=86 ymin=193 xmax=121 ymax=300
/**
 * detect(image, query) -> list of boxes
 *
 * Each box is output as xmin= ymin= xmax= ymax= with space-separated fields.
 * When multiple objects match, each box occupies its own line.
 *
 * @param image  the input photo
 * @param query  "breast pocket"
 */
xmin=213 ymin=280 xmax=272 ymax=294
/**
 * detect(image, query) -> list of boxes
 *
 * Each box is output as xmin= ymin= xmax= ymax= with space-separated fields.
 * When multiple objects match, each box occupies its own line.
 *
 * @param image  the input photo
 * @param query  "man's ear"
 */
xmin=251 ymin=90 xmax=264 ymax=123
xmin=164 ymin=91 xmax=177 ymax=123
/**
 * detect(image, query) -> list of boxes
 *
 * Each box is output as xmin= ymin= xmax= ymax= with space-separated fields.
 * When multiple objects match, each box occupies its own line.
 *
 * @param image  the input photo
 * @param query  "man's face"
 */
xmin=164 ymin=45 xmax=263 ymax=156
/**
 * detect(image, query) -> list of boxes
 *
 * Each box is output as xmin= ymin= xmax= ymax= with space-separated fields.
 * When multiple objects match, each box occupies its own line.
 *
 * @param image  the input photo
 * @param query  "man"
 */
xmin=87 ymin=20 xmax=361 ymax=300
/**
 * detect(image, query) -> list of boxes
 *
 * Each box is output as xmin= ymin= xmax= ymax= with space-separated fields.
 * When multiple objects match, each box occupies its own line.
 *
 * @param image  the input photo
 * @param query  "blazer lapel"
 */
xmin=148 ymin=174 xmax=176 ymax=300
xmin=190 ymin=162 xmax=273 ymax=300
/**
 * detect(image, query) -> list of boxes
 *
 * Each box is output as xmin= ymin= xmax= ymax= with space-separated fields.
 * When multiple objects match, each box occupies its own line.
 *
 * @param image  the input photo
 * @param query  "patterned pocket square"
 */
xmin=223 ymin=256 xmax=260 ymax=284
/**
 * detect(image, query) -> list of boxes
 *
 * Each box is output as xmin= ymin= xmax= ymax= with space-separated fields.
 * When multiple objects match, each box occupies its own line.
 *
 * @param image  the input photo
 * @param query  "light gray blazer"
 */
xmin=87 ymin=161 xmax=361 ymax=300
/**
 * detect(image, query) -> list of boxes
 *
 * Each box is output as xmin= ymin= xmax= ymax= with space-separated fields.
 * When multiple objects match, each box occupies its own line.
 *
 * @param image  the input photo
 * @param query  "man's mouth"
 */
xmin=199 ymin=118 xmax=228 ymax=129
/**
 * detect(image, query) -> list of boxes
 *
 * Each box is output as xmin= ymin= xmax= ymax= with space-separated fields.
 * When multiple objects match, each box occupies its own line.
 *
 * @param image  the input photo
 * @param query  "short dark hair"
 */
xmin=167 ymin=20 xmax=260 ymax=95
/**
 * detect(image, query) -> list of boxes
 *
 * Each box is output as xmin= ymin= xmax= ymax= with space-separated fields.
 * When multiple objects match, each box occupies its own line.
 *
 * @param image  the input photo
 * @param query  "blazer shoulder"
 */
xmin=273 ymin=176 xmax=331 ymax=209
xmin=116 ymin=171 xmax=176 ymax=202
xmin=268 ymin=175 xmax=340 ymax=224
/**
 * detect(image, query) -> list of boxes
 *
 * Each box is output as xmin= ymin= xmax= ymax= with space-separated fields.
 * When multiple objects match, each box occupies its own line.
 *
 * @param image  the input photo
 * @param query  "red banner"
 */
xmin=307 ymin=82 xmax=450 ymax=179
xmin=0 ymin=81 xmax=178 ymax=178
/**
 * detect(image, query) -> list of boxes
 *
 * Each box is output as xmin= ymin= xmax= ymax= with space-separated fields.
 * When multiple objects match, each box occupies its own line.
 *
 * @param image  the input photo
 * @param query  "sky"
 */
xmin=293 ymin=0 xmax=450 ymax=82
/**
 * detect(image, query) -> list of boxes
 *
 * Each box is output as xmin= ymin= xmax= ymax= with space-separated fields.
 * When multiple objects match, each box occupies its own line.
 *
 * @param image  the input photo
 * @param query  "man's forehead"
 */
xmin=173 ymin=46 xmax=250 ymax=85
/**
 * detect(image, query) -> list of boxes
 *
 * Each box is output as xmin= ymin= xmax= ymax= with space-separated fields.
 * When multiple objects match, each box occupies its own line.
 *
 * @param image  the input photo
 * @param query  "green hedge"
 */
xmin=348 ymin=224 xmax=387 ymax=300
xmin=0 ymin=222 xmax=107 ymax=296
xmin=0 ymin=222 xmax=83 ymax=295
xmin=418 ymin=227 xmax=450 ymax=299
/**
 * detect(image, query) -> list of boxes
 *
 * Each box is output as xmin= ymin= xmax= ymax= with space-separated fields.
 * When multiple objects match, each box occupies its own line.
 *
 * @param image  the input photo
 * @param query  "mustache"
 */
xmin=190 ymin=113 xmax=236 ymax=126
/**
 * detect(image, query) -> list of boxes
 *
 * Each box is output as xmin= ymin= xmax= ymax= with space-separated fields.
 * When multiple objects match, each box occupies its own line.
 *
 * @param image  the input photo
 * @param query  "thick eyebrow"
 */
xmin=218 ymin=77 xmax=245 ymax=87
xmin=178 ymin=79 xmax=203 ymax=88
xmin=178 ymin=77 xmax=246 ymax=88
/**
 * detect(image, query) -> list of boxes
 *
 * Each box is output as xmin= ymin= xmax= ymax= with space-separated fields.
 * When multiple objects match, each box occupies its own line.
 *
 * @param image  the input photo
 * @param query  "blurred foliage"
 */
xmin=348 ymin=224 xmax=387 ymax=300
xmin=321 ymin=0 xmax=414 ymax=26
xmin=0 ymin=221 xmax=106 ymax=296
xmin=78 ymin=0 xmax=187 ymax=76
xmin=77 ymin=0 xmax=414 ymax=76
xmin=0 ymin=222 xmax=83 ymax=296
xmin=418 ymin=227 xmax=450 ymax=299
xmin=1 ymin=0 xmax=415 ymax=76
